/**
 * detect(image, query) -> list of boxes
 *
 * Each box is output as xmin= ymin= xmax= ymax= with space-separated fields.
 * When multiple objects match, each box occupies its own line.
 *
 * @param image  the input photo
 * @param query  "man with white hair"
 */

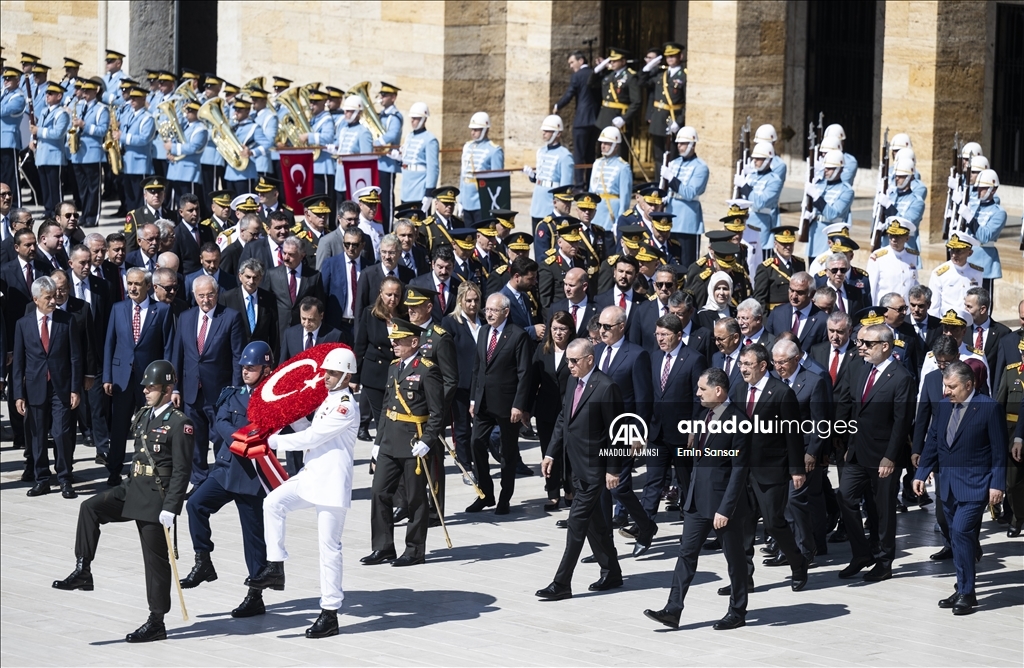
xmin=458 ymin=112 xmax=504 ymax=225
xmin=265 ymin=235 xmax=325 ymax=342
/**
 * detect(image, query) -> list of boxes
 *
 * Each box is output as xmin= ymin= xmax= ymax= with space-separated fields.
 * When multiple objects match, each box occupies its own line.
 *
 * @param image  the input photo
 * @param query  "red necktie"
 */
xmin=276 ymin=245 xmax=284 ymax=266
xmin=746 ymin=385 xmax=757 ymax=417
xmin=288 ymin=269 xmax=297 ymax=304
xmin=438 ymin=282 xmax=447 ymax=312
xmin=40 ymin=315 xmax=50 ymax=353
xmin=792 ymin=310 xmax=800 ymax=334
xmin=486 ymin=328 xmax=498 ymax=363
xmin=197 ymin=313 xmax=209 ymax=355
xmin=861 ymin=366 xmax=878 ymax=403
xmin=571 ymin=378 xmax=585 ymax=416
xmin=744 ymin=337 xmax=753 ymax=346
xmin=618 ymin=291 xmax=626 ymax=309
xmin=24 ymin=262 xmax=33 ymax=294
xmin=975 ymin=326 xmax=983 ymax=350
xmin=349 ymin=260 xmax=357 ymax=312
xmin=660 ymin=351 xmax=672 ymax=390
xmin=570 ymin=304 xmax=579 ymax=328
xmin=132 ymin=304 xmax=141 ymax=343
xmin=836 ymin=291 xmax=846 ymax=313
xmin=829 ymin=348 xmax=840 ymax=384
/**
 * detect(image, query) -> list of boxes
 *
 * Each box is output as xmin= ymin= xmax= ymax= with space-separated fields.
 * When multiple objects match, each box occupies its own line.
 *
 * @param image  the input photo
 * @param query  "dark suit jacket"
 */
xmin=917 ymin=394 xmax=1007 ymax=503
xmin=219 ymin=239 xmax=245 ymax=279
xmin=399 ymin=244 xmax=431 ymax=276
xmin=443 ymin=314 xmax=483 ymax=391
xmin=500 ymin=284 xmax=544 ymax=341
xmin=319 ymin=253 xmax=369 ymax=330
xmin=101 ymin=260 xmax=127 ymax=301
xmin=239 ymin=238 xmax=315 ymax=276
xmin=912 ymin=368 xmax=944 ymax=456
xmin=628 ymin=297 xmax=670 ymax=353
xmin=220 ymin=287 xmax=280 ymax=358
xmin=354 ymin=262 xmax=415 ymax=325
xmin=809 ymin=340 xmax=857 ymax=395
xmin=211 ymin=386 xmax=264 ymax=497
xmin=353 ymin=309 xmax=396 ymax=390
xmin=765 ymin=304 xmax=828 ymax=350
xmin=555 ymin=64 xmax=600 ymax=127
xmin=57 ymin=298 xmax=99 ymax=376
xmin=173 ymin=304 xmax=245 ymax=405
xmin=172 ymin=220 xmax=216 ymax=275
xmin=279 ymin=323 xmax=342 ymax=363
xmin=594 ymin=287 xmax=646 ymax=336
xmin=530 ymin=343 xmax=573 ymax=423
xmin=548 ymin=369 xmax=624 ymax=484
xmin=773 ymin=368 xmax=830 ymax=458
xmin=711 ymin=349 xmax=745 ymax=388
xmin=835 ymin=359 xmax=915 ymax=468
xmin=0 ymin=236 xmax=14 ymax=265
xmin=75 ymin=273 xmax=113 ymax=340
xmin=36 ymin=248 xmax=69 ymax=273
xmin=594 ymin=339 xmax=652 ymax=421
xmin=994 ymin=328 xmax=1024 ymax=391
xmin=650 ymin=343 xmax=707 ymax=446
xmin=909 ymin=315 xmax=943 ymax=352
xmin=470 ymin=321 xmax=532 ymax=416
xmin=409 ymin=272 xmax=462 ymax=321
xmin=729 ymin=375 xmax=805 ymax=486
xmin=102 ymin=298 xmax=175 ymax=390
xmin=124 ymin=249 xmax=158 ymax=273
xmin=12 ymin=308 xmax=82 ymax=404
xmin=685 ymin=402 xmax=751 ymax=520
xmin=183 ymin=269 xmax=237 ymax=304
xmin=265 ymin=264 xmax=325 ymax=341
xmin=980 ymin=319 xmax=1012 ymax=388
xmin=550 ymin=297 xmax=599 ymax=340
xmin=1 ymin=258 xmax=53 ymax=345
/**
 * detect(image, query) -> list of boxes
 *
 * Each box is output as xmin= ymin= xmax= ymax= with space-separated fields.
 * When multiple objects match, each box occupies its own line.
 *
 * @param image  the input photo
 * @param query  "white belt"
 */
xmin=671 ymin=194 xmax=701 ymax=202
xmin=537 ymin=178 xmax=554 ymax=188
xmin=403 ymin=164 xmax=426 ymax=172
xmin=755 ymin=207 xmax=773 ymax=215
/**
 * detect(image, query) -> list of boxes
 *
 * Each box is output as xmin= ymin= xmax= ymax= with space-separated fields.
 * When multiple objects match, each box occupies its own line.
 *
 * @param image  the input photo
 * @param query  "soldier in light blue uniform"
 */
xmin=100 ymin=49 xmax=127 ymax=106
xmin=458 ymin=111 xmax=504 ymax=225
xmin=29 ymin=63 xmax=49 ymax=114
xmin=525 ymin=114 xmax=574 ymax=224
xmin=32 ymin=81 xmax=70 ymax=217
xmin=70 ymin=77 xmax=109 ymax=228
xmin=301 ymin=88 xmax=335 ymax=197
xmin=805 ymin=149 xmax=854 ymax=259
xmin=738 ymin=141 xmax=783 ymax=255
xmin=150 ymin=71 xmax=177 ymax=178
xmin=199 ymin=74 xmax=226 ymax=196
xmin=248 ymin=86 xmax=277 ymax=179
xmin=589 ymin=126 xmax=632 ymax=233
xmin=268 ymin=76 xmax=292 ymax=180
xmin=223 ymin=97 xmax=272 ymax=196
xmin=1 ymin=67 xmax=27 ymax=206
xmin=60 ymin=58 xmax=83 ymax=106
xmin=879 ymin=155 xmax=925 ymax=257
xmin=119 ymin=87 xmax=156 ymax=211
xmin=961 ymin=169 xmax=1006 ymax=302
xmin=886 ymin=138 xmax=928 ymax=201
xmin=165 ymin=100 xmax=208 ymax=201
xmin=399 ymin=102 xmax=439 ymax=210
xmin=822 ymin=124 xmax=858 ymax=187
xmin=662 ymin=125 xmax=708 ymax=267
xmin=17 ymin=52 xmax=40 ymax=90
xmin=754 ymin=123 xmax=788 ymax=182
xmin=332 ymin=95 xmax=374 ymax=205
xmin=375 ymin=82 xmax=403 ymax=229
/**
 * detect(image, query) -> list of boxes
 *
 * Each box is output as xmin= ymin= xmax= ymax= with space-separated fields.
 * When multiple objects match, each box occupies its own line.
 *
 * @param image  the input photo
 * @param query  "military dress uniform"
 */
xmin=644 ymin=49 xmax=685 ymax=173
xmin=223 ymin=110 xmax=272 ymax=196
xmin=868 ymin=246 xmax=919 ymax=304
xmin=332 ymin=117 xmax=373 ymax=200
xmin=995 ymin=345 xmax=1023 ymax=533
xmin=119 ymin=95 xmax=156 ymax=211
xmin=34 ymin=85 xmax=71 ymax=218
xmin=165 ymin=108 xmax=209 ymax=203
xmin=419 ymin=210 xmax=459 ymax=253
xmin=375 ymin=86 xmax=404 ymax=227
xmin=122 ymin=178 xmax=170 ymax=252
xmin=252 ymin=104 xmax=278 ymax=178
xmin=589 ymin=154 xmax=633 ymax=232
xmin=880 ymin=187 xmax=925 ymax=255
xmin=458 ymin=136 xmax=503 ymax=223
xmin=528 ymin=143 xmax=574 ymax=222
xmin=663 ymin=153 xmax=709 ymax=266
xmin=753 ymin=255 xmax=806 ymax=312
xmin=964 ymin=196 xmax=1007 ymax=288
xmin=740 ymin=168 xmax=782 ymax=252
xmin=1 ymin=70 xmax=28 ymax=206
xmin=590 ymin=62 xmax=641 ymax=138
xmin=69 ymin=92 xmax=110 ymax=228
xmin=927 ymin=234 xmax=984 ymax=318
xmin=806 ymin=179 xmax=854 ymax=258
xmin=400 ymin=127 xmax=440 ymax=205
xmin=199 ymin=93 xmax=226 ymax=196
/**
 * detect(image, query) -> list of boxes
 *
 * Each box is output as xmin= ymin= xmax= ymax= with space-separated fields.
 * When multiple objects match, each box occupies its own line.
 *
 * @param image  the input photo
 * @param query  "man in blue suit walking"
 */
xmin=915 ymin=361 xmax=1006 ymax=615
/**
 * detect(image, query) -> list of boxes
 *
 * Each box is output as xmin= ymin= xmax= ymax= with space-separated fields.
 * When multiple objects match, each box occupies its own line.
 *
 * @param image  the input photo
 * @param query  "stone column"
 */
xmin=128 ymin=0 xmax=175 ymax=78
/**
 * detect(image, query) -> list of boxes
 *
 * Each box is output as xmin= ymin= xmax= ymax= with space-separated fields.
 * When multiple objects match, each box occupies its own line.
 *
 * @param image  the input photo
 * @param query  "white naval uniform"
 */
xmin=927 ymin=260 xmax=983 ymax=319
xmin=265 ymin=386 xmax=358 ymax=611
xmin=867 ymin=245 xmax=919 ymax=304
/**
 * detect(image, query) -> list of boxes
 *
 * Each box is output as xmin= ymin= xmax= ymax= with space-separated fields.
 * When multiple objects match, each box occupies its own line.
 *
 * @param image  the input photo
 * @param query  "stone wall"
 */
xmin=0 ymin=0 xmax=108 ymax=79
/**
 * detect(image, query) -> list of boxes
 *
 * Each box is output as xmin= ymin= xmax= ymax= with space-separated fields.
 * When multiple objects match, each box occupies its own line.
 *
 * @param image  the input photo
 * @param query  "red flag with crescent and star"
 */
xmin=279 ymin=149 xmax=315 ymax=215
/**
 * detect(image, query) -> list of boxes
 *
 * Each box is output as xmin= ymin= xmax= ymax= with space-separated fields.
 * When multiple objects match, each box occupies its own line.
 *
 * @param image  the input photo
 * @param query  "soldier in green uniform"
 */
xmin=573 ymin=191 xmax=613 ymax=289
xmin=255 ymin=175 xmax=295 ymax=228
xmin=419 ymin=185 xmax=460 ymax=253
xmin=533 ymin=185 xmax=575 ymax=258
xmin=996 ymin=337 xmax=1024 ymax=536
xmin=208 ymin=190 xmax=237 ymax=248
xmin=596 ymin=223 xmax=647 ymax=293
xmin=641 ymin=41 xmax=687 ymax=177
xmin=752 ymin=225 xmax=805 ymax=313
xmin=123 ymin=177 xmax=170 ymax=253
xmin=361 ymin=318 xmax=446 ymax=567
xmin=539 ymin=219 xmax=585 ymax=308
xmin=295 ymin=193 xmax=331 ymax=255
xmin=52 ymin=360 xmax=194 ymax=643
xmin=589 ymin=47 xmax=642 ymax=158
xmin=491 ymin=208 xmax=517 ymax=259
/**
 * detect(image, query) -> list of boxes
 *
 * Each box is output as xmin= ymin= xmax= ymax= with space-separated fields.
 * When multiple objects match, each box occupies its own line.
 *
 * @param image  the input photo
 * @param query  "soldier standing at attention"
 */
xmin=589 ymin=47 xmax=641 ymax=159
xmin=458 ymin=111 xmax=503 ymax=225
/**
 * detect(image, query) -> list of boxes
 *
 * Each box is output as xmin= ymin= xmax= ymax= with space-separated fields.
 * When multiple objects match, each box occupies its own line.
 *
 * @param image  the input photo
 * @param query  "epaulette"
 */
xmin=432 ymin=324 xmax=446 ymax=336
xmin=907 ymin=247 xmax=919 ymax=255
xmin=544 ymin=255 xmax=558 ymax=265
xmin=624 ymin=208 xmax=635 ymax=216
xmin=494 ymin=264 xmax=508 ymax=275
xmin=969 ymin=346 xmax=983 ymax=355
xmin=290 ymin=222 xmax=305 ymax=234
xmin=761 ymin=258 xmax=775 ymax=267
xmin=669 ymin=239 xmax=680 ymax=247
xmin=607 ymin=254 xmax=620 ymax=265
xmin=699 ymin=268 xmax=712 ymax=280
xmin=199 ymin=219 xmax=211 ymax=227
xmin=592 ymin=223 xmax=606 ymax=233
xmin=421 ymin=357 xmax=435 ymax=367
xmin=339 ymin=394 xmax=350 ymax=402
xmin=391 ymin=358 xmax=401 ymax=365
xmin=815 ymin=252 xmax=830 ymax=264
xmin=489 ymin=141 xmax=499 ymax=148
xmin=871 ymin=248 xmax=888 ymax=258
xmin=934 ymin=264 xmax=950 ymax=276
xmin=123 ymin=213 xmax=135 ymax=234
xmin=969 ymin=263 xmax=983 ymax=271
xmin=925 ymin=351 xmax=934 ymax=358
xmin=1007 ymin=362 xmax=1021 ymax=371
xmin=627 ymin=68 xmax=637 ymax=75
xmin=647 ymin=293 xmax=658 ymax=301
xmin=817 ymin=269 xmax=827 ymax=277
xmin=894 ymin=339 xmax=906 ymax=348
xmin=282 ymin=204 xmax=293 ymax=212
xmin=853 ymin=266 xmax=865 ymax=275
xmin=545 ymin=247 xmax=557 ymax=256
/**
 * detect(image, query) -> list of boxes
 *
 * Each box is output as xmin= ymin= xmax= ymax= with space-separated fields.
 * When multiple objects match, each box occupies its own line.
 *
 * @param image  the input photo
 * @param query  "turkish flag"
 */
xmin=247 ymin=343 xmax=350 ymax=429
xmin=279 ymin=149 xmax=315 ymax=215
xmin=341 ymin=156 xmax=381 ymax=222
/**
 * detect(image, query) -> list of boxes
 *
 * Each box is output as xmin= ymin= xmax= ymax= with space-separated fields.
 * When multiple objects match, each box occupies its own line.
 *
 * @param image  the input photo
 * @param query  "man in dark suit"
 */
xmin=736 ymin=298 xmax=776 ymax=352
xmin=965 ymin=287 xmax=1011 ymax=389
xmin=818 ymin=253 xmax=867 ymax=316
xmin=354 ymin=234 xmax=415 ymax=324
xmin=809 ymin=310 xmax=857 ymax=395
xmin=668 ymin=290 xmax=714 ymax=363
xmin=125 ymin=224 xmax=161 ymax=274
xmin=35 ymin=219 xmax=70 ymax=273
xmin=221 ymin=257 xmax=280 ymax=359
xmin=409 ymin=244 xmax=462 ymax=321
xmin=908 ymin=284 xmax=943 ymax=353
xmin=68 ymin=244 xmax=113 ymax=458
xmin=321 ymin=227 xmax=372 ymax=340
xmin=102 ymin=268 xmax=176 ymax=486
xmin=628 ymin=267 xmax=676 ymax=353
xmin=643 ymin=367 xmax=751 ymax=630
xmin=171 ymin=193 xmax=216 ymax=275
xmin=915 ymin=361 xmax=1006 ymax=615
xmin=877 ymin=294 xmax=925 ymax=379
xmin=712 ymin=317 xmax=745 ymax=388
xmin=764 ymin=272 xmax=827 ymax=350
xmin=730 ymin=343 xmax=809 ymax=591
xmin=500 ymin=255 xmax=545 ymax=343
xmin=183 ymin=242 xmax=237 ymax=304
xmin=536 ymin=338 xmax=623 ymax=600
xmin=48 ymin=270 xmax=99 ymax=446
xmin=595 ymin=255 xmax=645 ymax=335
xmin=102 ymin=232 xmax=129 ymax=301
xmin=172 ymin=274 xmax=245 ymax=486
xmin=393 ymin=219 xmax=431 ymax=276
xmin=279 ymin=297 xmax=342 ymax=362
xmin=13 ymin=276 xmax=82 ymax=498
xmin=834 ymin=323 xmax=915 ymax=582
xmin=265 ymin=237 xmax=325 ymax=343
xmin=467 ymin=292 xmax=532 ymax=515
xmin=549 ymin=267 xmax=598 ymax=339
xmin=239 ymin=210 xmax=302 ymax=275
xmin=538 ymin=221 xmax=586 ymax=309
xmin=553 ymin=50 xmax=600 ymax=184
xmin=219 ymin=214 xmax=262 ymax=279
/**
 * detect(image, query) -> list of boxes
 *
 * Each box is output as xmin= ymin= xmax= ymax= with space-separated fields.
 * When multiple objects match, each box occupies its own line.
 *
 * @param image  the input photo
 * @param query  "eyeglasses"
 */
xmin=0 ymin=192 xmax=12 ymax=198
xmin=156 ymin=284 xmax=177 ymax=291
xmin=855 ymin=339 xmax=883 ymax=347
xmin=772 ymin=356 xmax=798 ymax=365
xmin=63 ymin=212 xmax=80 ymax=219
xmin=483 ymin=307 xmax=508 ymax=313
xmin=654 ymin=281 xmax=675 ymax=289
xmin=827 ymin=267 xmax=848 ymax=274
xmin=886 ymin=305 xmax=908 ymax=314
xmin=566 ymin=355 xmax=591 ymax=366
xmin=343 ymin=242 xmax=362 ymax=249
xmin=598 ymin=322 xmax=621 ymax=330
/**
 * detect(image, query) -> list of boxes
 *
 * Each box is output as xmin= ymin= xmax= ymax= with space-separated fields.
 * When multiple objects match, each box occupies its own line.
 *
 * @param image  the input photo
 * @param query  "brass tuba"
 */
xmin=67 ymin=104 xmax=80 ymax=154
xmin=198 ymin=97 xmax=249 ymax=171
xmin=156 ymin=99 xmax=186 ymax=161
xmin=275 ymin=86 xmax=319 ymax=159
xmin=347 ymin=81 xmax=386 ymax=141
xmin=103 ymin=104 xmax=123 ymax=175
xmin=240 ymin=76 xmax=265 ymax=99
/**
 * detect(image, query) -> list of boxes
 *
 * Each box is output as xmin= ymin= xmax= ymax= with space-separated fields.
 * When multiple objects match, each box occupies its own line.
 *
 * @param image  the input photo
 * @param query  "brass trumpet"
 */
xmin=347 ymin=81 xmax=386 ymax=141
xmin=197 ymin=97 xmax=249 ymax=172
xmin=67 ymin=104 xmax=80 ymax=155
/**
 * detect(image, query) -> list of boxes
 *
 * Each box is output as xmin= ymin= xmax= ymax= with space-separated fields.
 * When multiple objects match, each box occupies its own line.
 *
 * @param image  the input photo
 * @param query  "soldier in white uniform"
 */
xmin=589 ymin=126 xmax=633 ymax=233
xmin=918 ymin=308 xmax=990 ymax=394
xmin=245 ymin=347 xmax=359 ymax=639
xmin=928 ymin=231 xmax=983 ymax=319
xmin=867 ymin=216 xmax=919 ymax=304
xmin=736 ymin=142 xmax=783 ymax=255
xmin=458 ymin=111 xmax=504 ymax=225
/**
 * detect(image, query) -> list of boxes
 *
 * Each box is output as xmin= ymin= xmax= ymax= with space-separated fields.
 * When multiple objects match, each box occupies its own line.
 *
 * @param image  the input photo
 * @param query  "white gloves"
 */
xmin=957 ymin=203 xmax=974 ymax=222
xmin=667 ymin=121 xmax=679 ymax=136
xmin=388 ymin=148 xmax=402 ymax=161
xmin=952 ymin=187 xmax=965 ymax=204
xmin=421 ymin=197 xmax=432 ymax=213
xmin=733 ymin=173 xmax=748 ymax=189
xmin=595 ymin=57 xmax=612 ymax=73
xmin=876 ymin=193 xmax=892 ymax=210
xmin=159 ymin=510 xmax=175 ymax=529
xmin=371 ymin=444 xmax=380 ymax=460
xmin=642 ymin=54 xmax=663 ymax=72
xmin=612 ymin=116 xmax=625 ymax=129
xmin=947 ymin=174 xmax=959 ymax=191
xmin=803 ymin=182 xmax=824 ymax=200
xmin=522 ymin=165 xmax=536 ymax=179
xmin=411 ymin=440 xmax=430 ymax=458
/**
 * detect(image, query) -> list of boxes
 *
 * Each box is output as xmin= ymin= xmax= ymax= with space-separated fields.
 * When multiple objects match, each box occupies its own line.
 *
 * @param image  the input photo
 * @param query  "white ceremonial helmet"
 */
xmin=893 ymin=156 xmax=916 ymax=176
xmin=819 ymin=135 xmax=842 ymax=152
xmin=322 ymin=348 xmax=358 ymax=374
xmin=960 ymin=141 xmax=982 ymax=159
xmin=969 ymin=155 xmax=990 ymax=171
xmin=675 ymin=126 xmax=698 ymax=144
xmin=751 ymin=141 xmax=775 ymax=159
xmin=342 ymin=95 xmax=362 ymax=112
xmin=408 ymin=102 xmax=430 ymax=118
xmin=540 ymin=114 xmax=564 ymax=133
xmin=895 ymin=147 xmax=916 ymax=164
xmin=598 ymin=126 xmax=622 ymax=144
xmin=890 ymin=133 xmax=912 ymax=151
xmin=754 ymin=124 xmax=777 ymax=143
xmin=823 ymin=150 xmax=845 ymax=168
xmin=975 ymin=169 xmax=999 ymax=189
xmin=469 ymin=111 xmax=491 ymax=129
xmin=824 ymin=123 xmax=846 ymax=141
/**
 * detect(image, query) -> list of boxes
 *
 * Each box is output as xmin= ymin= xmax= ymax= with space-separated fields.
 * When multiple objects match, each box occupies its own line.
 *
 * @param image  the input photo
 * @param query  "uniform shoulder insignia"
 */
xmin=934 ymin=264 xmax=950 ymax=276
xmin=872 ymin=248 xmax=888 ymax=258
xmin=432 ymin=324 xmax=446 ymax=335
xmin=627 ymin=68 xmax=637 ymax=75
xmin=925 ymin=351 xmax=934 ymax=358
xmin=969 ymin=346 xmax=983 ymax=355
xmin=624 ymin=208 xmax=635 ymax=216
xmin=391 ymin=358 xmax=401 ymax=365
xmin=545 ymin=247 xmax=557 ymax=256
xmin=592 ymin=223 xmax=606 ymax=233
xmin=669 ymin=239 xmax=680 ymax=247
xmin=968 ymin=263 xmax=983 ymax=271
xmin=1007 ymin=362 xmax=1021 ymax=371
xmin=421 ymin=357 xmax=435 ymax=367
xmin=495 ymin=264 xmax=508 ymax=274
xmin=200 ymin=219 xmax=211 ymax=227
xmin=283 ymin=204 xmax=293 ymax=212
xmin=853 ymin=266 xmax=865 ymax=274
xmin=761 ymin=258 xmax=774 ymax=267
xmin=907 ymin=247 xmax=919 ymax=255
xmin=647 ymin=293 xmax=658 ymax=301
xmin=489 ymin=140 xmax=499 ymax=148
xmin=544 ymin=255 xmax=558 ymax=265
xmin=607 ymin=254 xmax=619 ymax=265
xmin=816 ymin=252 xmax=830 ymax=264
xmin=699 ymin=268 xmax=712 ymax=280
xmin=816 ymin=269 xmax=827 ymax=277
xmin=339 ymin=394 xmax=351 ymax=402
xmin=290 ymin=222 xmax=304 ymax=234
xmin=894 ymin=339 xmax=906 ymax=348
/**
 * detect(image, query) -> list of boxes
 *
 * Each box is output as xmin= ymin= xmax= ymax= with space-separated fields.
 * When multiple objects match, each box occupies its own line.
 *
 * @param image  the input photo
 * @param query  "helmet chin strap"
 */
xmin=546 ymin=132 xmax=560 ymax=147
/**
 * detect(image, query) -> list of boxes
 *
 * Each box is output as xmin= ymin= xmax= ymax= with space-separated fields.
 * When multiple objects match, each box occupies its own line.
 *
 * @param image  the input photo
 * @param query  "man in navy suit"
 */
xmin=711 ymin=317 xmax=744 ymax=388
xmin=171 ymin=193 xmax=216 ymax=275
xmin=265 ymin=237 xmax=325 ymax=344
xmin=68 ymin=244 xmax=113 ymax=458
xmin=499 ymin=255 xmax=545 ymax=343
xmin=594 ymin=255 xmax=644 ymax=335
xmin=628 ymin=266 xmax=677 ymax=353
xmin=809 ymin=310 xmax=857 ymax=396
xmin=102 ymin=267 xmax=175 ymax=485
xmin=13 ymin=276 xmax=82 ymax=498
xmin=220 ymin=258 xmax=280 ymax=359
xmin=553 ymin=50 xmax=600 ymax=184
xmin=668 ymin=290 xmax=714 ymax=363
xmin=915 ymin=361 xmax=1006 ymax=615
xmin=321 ymin=227 xmax=371 ymax=339
xmin=183 ymin=242 xmax=237 ymax=304
xmin=549 ymin=267 xmax=598 ymax=339
xmin=173 ymin=275 xmax=245 ymax=485
xmin=764 ymin=272 xmax=827 ymax=351
xmin=409 ymin=244 xmax=462 ymax=322
xmin=125 ymin=223 xmax=160 ymax=273
xmin=279 ymin=297 xmax=343 ymax=362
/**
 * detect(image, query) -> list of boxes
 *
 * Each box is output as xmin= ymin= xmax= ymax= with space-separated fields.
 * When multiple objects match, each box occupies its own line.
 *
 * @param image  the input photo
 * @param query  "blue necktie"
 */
xmin=246 ymin=295 xmax=256 ymax=331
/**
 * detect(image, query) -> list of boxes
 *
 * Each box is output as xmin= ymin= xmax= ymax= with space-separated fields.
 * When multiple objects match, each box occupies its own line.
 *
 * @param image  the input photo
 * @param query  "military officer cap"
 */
xmin=938 ymin=309 xmax=972 ymax=328
xmin=232 ymin=194 xmax=260 ymax=212
xmin=63 ymin=57 xmax=83 ymax=69
xmin=709 ymin=241 xmax=742 ymax=259
xmin=127 ymin=86 xmax=148 ymax=99
xmin=548 ymin=185 xmax=575 ymax=201
xmin=637 ymin=184 xmax=665 ymax=206
xmin=706 ymin=229 xmax=738 ymax=242
xmin=663 ymin=42 xmax=684 ymax=56
xmin=354 ymin=186 xmax=382 ymax=204
xmin=619 ymin=224 xmax=650 ymax=249
xmin=118 ymin=78 xmax=137 ymax=91
xmin=574 ymin=192 xmax=600 ymax=210
xmin=232 ymin=97 xmax=252 ymax=110
xmin=181 ymin=68 xmax=201 ymax=81
xmin=157 ymin=71 xmax=176 ymax=83
xmin=44 ymin=81 xmax=65 ymax=95
xmin=255 ymin=176 xmax=282 ymax=193
xmin=633 ymin=244 xmax=661 ymax=263
xmin=553 ymin=217 xmax=583 ymax=242
xmin=30 ymin=63 xmax=50 ymax=74
xmin=388 ymin=317 xmax=423 ymax=339
xmin=884 ymin=216 xmax=915 ymax=237
xmin=145 ymin=69 xmax=159 ymax=81
xmin=210 ymin=190 xmax=233 ymax=208
xmin=394 ymin=201 xmax=426 ymax=223
xmin=79 ymin=77 xmax=102 ymax=91
xmin=380 ymin=81 xmax=401 ymax=95
xmin=829 ymin=235 xmax=859 ymax=252
xmin=307 ymin=87 xmax=328 ymax=102
xmin=20 ymin=52 xmax=41 ymax=64
xmin=771 ymin=225 xmax=799 ymax=244
xmin=402 ymin=286 xmax=436 ymax=307
xmin=1 ymin=67 xmax=19 ymax=79
xmin=431 ymin=185 xmax=460 ymax=203
xmin=650 ymin=212 xmax=674 ymax=232
xmin=325 ymin=86 xmax=344 ymax=100
xmin=300 ymin=194 xmax=332 ymax=216
xmin=223 ymin=81 xmax=240 ymax=95
xmin=506 ymin=232 xmax=533 ymax=251
xmin=105 ymin=49 xmax=126 ymax=62
xmin=141 ymin=359 xmax=176 ymax=386
xmin=854 ymin=307 xmax=886 ymax=327
xmin=473 ymin=219 xmax=500 ymax=237
xmin=945 ymin=231 xmax=978 ymax=249
xmin=450 ymin=228 xmax=478 ymax=250
xmin=249 ymin=86 xmax=269 ymax=99
xmin=490 ymin=209 xmax=518 ymax=229
xmin=822 ymin=222 xmax=851 ymax=238
xmin=141 ymin=176 xmax=166 ymax=191
xmin=203 ymin=73 xmax=222 ymax=87
xmin=607 ymin=47 xmax=630 ymax=61
xmin=272 ymin=75 xmax=292 ymax=89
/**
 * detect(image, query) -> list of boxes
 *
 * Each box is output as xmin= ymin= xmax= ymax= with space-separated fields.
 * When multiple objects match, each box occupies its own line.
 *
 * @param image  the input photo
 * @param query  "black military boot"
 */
xmin=305 ymin=608 xmax=339 ymax=638
xmin=245 ymin=561 xmax=285 ymax=591
xmin=52 ymin=558 xmax=94 ymax=591
xmin=125 ymin=613 xmax=167 ymax=643
xmin=179 ymin=550 xmax=218 ymax=589
xmin=231 ymin=587 xmax=266 ymax=618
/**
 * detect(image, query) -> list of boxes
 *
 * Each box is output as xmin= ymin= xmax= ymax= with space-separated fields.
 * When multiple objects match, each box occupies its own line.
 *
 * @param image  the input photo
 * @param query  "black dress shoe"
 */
xmin=519 ymin=424 xmax=537 ymax=439
xmin=535 ymin=582 xmax=572 ymax=600
xmin=392 ymin=554 xmax=424 ymax=567
xmin=633 ymin=542 xmax=651 ymax=558
xmin=937 ymin=591 xmax=961 ymax=609
xmin=20 ymin=470 xmax=33 ymax=483
xmin=703 ymin=538 xmax=722 ymax=551
xmin=790 ymin=565 xmax=808 ymax=591
xmin=231 ymin=588 xmax=265 ymax=618
xmin=27 ymin=482 xmax=50 ymax=497
xmin=544 ymin=499 xmax=560 ymax=512
xmin=61 ymin=483 xmax=78 ymax=499
xmin=643 ymin=608 xmax=680 ymax=629
xmin=581 ymin=554 xmax=597 ymax=564
xmin=125 ymin=614 xmax=166 ymax=643
xmin=52 ymin=558 xmax=93 ymax=591
xmin=929 ymin=546 xmax=954 ymax=560
xmin=465 ymin=497 xmax=495 ymax=512
xmin=828 ymin=528 xmax=848 ymax=543
xmin=357 ymin=427 xmax=373 ymax=441
xmin=555 ymin=519 xmax=568 ymax=529
xmin=306 ymin=608 xmax=339 ymax=638
xmin=94 ymin=454 xmax=107 ymax=466
xmin=515 ymin=461 xmax=535 ymax=477
xmin=1008 ymin=525 xmax=1022 ymax=538
xmin=588 ymin=573 xmax=623 ymax=591
xmin=393 ymin=507 xmax=409 ymax=522
xmin=494 ymin=502 xmax=510 ymax=515
xmin=717 ymin=579 xmax=754 ymax=596
xmin=951 ymin=592 xmax=977 ymax=616
xmin=759 ymin=545 xmax=778 ymax=556
xmin=245 ymin=561 xmax=285 ymax=590
xmin=713 ymin=613 xmax=746 ymax=630
xmin=106 ymin=473 xmax=122 ymax=487
xmin=618 ymin=523 xmax=639 ymax=539
xmin=360 ymin=549 xmax=397 ymax=565
xmin=633 ymin=523 xmax=658 ymax=557
xmin=180 ymin=551 xmax=218 ymax=588
xmin=895 ymin=500 xmax=908 ymax=513
xmin=428 ymin=515 xmax=442 ymax=528
xmin=918 ymin=493 xmax=933 ymax=507
xmin=611 ymin=514 xmax=629 ymax=529
xmin=863 ymin=563 xmax=892 ymax=582
xmin=763 ymin=552 xmax=789 ymax=567
xmin=838 ymin=558 xmax=875 ymax=579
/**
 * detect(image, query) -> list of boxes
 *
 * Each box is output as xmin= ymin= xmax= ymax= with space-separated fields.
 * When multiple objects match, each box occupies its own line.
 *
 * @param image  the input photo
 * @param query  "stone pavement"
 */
xmin=1 ymin=429 xmax=1022 ymax=667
